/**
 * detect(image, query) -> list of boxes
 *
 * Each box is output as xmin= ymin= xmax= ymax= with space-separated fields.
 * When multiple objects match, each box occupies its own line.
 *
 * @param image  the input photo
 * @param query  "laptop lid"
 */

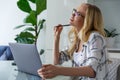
xmin=9 ymin=43 xmax=42 ymax=76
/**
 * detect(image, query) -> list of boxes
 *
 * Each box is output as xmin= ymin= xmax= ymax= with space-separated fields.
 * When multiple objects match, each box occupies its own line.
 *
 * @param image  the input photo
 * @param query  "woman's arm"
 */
xmin=58 ymin=66 xmax=95 ymax=77
xmin=38 ymin=64 xmax=95 ymax=79
xmin=53 ymin=25 xmax=63 ymax=65
xmin=53 ymin=35 xmax=60 ymax=65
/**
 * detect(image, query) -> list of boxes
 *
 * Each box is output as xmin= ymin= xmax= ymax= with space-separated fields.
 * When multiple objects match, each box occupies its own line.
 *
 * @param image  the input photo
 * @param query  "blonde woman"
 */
xmin=38 ymin=3 xmax=109 ymax=80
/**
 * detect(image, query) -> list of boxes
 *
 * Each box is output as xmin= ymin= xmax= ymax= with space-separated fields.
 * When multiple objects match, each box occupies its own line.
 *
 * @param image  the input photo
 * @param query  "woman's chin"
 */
xmin=69 ymin=22 xmax=74 ymax=26
xmin=69 ymin=21 xmax=73 ymax=25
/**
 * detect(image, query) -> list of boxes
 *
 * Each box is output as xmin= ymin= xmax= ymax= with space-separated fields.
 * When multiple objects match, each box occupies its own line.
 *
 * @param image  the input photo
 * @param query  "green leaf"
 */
xmin=15 ymin=36 xmax=35 ymax=44
xmin=37 ymin=19 xmax=46 ymax=35
xmin=110 ymin=29 xmax=116 ymax=34
xmin=111 ymin=34 xmax=118 ymax=37
xmin=14 ymin=31 xmax=36 ymax=44
xmin=104 ymin=28 xmax=120 ymax=37
xmin=20 ymin=32 xmax=35 ymax=38
xmin=39 ymin=19 xmax=46 ymax=29
xmin=14 ymin=23 xmax=33 ymax=29
xmin=40 ymin=49 xmax=45 ymax=55
xmin=17 ymin=0 xmax=32 ymax=13
xmin=14 ymin=25 xmax=26 ymax=29
xmin=25 ymin=11 xmax=37 ymax=26
xmin=36 ymin=0 xmax=46 ymax=15
xmin=38 ymin=19 xmax=45 ymax=27
xmin=24 ymin=27 xmax=35 ymax=31
xmin=29 ymin=0 xmax=36 ymax=3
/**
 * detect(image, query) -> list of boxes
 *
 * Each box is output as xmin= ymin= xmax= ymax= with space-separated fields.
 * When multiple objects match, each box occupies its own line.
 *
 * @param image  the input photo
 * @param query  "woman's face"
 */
xmin=69 ymin=4 xmax=88 ymax=31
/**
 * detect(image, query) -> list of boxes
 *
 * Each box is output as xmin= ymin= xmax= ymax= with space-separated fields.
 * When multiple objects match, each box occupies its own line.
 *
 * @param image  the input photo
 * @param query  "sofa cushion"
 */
xmin=0 ymin=46 xmax=13 ymax=60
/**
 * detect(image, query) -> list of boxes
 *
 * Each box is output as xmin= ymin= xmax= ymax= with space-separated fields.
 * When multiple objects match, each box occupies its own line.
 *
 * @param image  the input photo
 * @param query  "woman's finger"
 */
xmin=54 ymin=24 xmax=63 ymax=31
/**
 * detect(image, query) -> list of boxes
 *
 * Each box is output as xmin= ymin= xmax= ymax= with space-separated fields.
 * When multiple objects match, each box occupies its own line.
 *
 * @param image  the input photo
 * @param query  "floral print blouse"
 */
xmin=59 ymin=32 xmax=109 ymax=80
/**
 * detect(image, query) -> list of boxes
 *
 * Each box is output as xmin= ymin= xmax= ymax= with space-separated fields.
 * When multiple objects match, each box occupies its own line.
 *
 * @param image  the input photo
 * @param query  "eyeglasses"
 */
xmin=72 ymin=9 xmax=84 ymax=18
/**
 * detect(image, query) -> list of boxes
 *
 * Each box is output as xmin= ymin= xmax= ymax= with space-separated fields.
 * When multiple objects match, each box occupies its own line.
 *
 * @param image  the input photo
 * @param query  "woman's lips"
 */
xmin=70 ymin=18 xmax=73 ymax=21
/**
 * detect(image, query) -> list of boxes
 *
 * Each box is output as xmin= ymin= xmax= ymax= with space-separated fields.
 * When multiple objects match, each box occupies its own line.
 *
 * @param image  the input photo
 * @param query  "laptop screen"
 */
xmin=9 ymin=43 xmax=42 ymax=76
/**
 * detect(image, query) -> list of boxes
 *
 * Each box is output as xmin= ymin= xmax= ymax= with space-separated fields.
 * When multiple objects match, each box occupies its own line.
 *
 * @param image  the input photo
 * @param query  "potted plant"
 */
xmin=14 ymin=0 xmax=46 ymax=55
xmin=104 ymin=28 xmax=120 ymax=48
xmin=104 ymin=28 xmax=120 ymax=37
xmin=14 ymin=0 xmax=46 ymax=45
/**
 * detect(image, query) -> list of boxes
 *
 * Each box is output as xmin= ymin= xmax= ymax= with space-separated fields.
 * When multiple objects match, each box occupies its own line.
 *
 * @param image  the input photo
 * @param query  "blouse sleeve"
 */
xmin=59 ymin=50 xmax=70 ymax=64
xmin=85 ymin=33 xmax=107 ymax=76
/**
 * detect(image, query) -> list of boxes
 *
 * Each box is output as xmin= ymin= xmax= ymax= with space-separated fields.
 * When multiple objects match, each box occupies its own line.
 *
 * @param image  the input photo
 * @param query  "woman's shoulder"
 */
xmin=86 ymin=31 xmax=106 ymax=49
xmin=90 ymin=31 xmax=102 ymax=37
xmin=88 ymin=31 xmax=105 ymax=43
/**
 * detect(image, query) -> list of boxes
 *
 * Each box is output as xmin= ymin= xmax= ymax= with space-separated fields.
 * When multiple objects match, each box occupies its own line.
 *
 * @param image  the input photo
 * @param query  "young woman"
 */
xmin=38 ymin=3 xmax=109 ymax=80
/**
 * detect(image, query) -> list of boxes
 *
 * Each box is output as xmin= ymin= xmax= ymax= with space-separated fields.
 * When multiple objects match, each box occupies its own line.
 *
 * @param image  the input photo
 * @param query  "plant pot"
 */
xmin=105 ymin=37 xmax=115 ymax=48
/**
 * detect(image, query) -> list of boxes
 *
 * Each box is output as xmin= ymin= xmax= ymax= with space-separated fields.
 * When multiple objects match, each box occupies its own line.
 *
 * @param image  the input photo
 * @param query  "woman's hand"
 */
xmin=54 ymin=24 xmax=63 ymax=39
xmin=37 ymin=64 xmax=60 ymax=79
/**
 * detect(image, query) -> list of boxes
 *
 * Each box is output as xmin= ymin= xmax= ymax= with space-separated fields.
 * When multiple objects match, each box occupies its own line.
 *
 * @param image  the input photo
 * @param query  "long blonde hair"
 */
xmin=67 ymin=3 xmax=106 ymax=58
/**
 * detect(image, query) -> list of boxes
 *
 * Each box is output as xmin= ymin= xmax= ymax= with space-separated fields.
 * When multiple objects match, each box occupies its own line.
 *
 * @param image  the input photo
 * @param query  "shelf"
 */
xmin=107 ymin=48 xmax=120 ymax=53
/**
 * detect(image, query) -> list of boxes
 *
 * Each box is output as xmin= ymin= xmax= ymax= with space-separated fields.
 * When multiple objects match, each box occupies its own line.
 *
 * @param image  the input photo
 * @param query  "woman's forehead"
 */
xmin=76 ymin=4 xmax=88 ymax=15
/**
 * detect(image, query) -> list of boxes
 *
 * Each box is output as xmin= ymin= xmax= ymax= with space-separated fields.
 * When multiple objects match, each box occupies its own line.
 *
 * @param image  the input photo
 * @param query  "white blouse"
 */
xmin=59 ymin=32 xmax=109 ymax=80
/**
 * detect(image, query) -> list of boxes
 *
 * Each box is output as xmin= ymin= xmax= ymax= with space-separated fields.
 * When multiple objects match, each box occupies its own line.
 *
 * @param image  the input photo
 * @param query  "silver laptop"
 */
xmin=9 ymin=43 xmax=42 ymax=77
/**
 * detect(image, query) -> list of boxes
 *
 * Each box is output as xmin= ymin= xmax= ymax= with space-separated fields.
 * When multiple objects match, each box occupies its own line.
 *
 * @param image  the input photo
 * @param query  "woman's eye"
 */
xmin=77 ymin=13 xmax=81 ymax=16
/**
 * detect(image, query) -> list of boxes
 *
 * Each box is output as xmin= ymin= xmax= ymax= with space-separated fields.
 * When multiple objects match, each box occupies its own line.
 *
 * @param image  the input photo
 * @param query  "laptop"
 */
xmin=9 ymin=43 xmax=42 ymax=77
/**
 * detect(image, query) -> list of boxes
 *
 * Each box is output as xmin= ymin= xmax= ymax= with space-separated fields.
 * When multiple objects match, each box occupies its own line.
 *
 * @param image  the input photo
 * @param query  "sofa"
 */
xmin=0 ymin=46 xmax=14 ymax=60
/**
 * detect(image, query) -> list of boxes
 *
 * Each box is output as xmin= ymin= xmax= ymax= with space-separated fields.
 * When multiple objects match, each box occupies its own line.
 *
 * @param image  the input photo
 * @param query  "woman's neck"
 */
xmin=75 ymin=40 xmax=83 ymax=53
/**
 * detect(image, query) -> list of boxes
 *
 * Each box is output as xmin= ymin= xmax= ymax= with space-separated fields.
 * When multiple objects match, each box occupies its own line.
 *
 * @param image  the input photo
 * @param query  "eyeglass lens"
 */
xmin=72 ymin=9 xmax=84 ymax=18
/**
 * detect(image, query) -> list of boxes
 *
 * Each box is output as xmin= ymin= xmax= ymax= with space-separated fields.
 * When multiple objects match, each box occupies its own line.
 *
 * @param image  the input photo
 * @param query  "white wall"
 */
xmin=36 ymin=10 xmax=47 ymax=52
xmin=93 ymin=0 xmax=120 ymax=48
xmin=0 ymin=0 xmax=27 ymax=45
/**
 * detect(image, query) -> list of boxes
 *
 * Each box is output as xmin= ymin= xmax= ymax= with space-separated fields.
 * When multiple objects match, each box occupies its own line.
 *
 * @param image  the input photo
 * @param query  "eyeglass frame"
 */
xmin=72 ymin=8 xmax=85 ymax=18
